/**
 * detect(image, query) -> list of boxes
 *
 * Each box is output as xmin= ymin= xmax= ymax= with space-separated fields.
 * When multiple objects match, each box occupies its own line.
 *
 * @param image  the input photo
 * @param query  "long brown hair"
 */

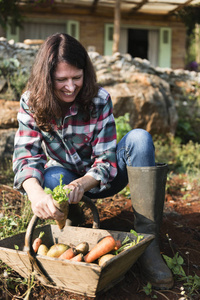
xmin=27 ymin=33 xmax=98 ymax=131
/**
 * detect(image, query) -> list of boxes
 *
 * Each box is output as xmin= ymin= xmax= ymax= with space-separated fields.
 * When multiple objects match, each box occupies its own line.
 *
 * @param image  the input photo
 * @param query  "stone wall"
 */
xmin=0 ymin=38 xmax=200 ymax=159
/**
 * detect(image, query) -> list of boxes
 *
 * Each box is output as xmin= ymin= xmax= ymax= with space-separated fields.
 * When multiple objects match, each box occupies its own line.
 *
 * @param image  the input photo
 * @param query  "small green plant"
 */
xmin=0 ymin=261 xmax=28 ymax=296
xmin=154 ymin=134 xmax=200 ymax=174
xmin=163 ymin=252 xmax=200 ymax=298
xmin=119 ymin=186 xmax=130 ymax=197
xmin=0 ymin=58 xmax=29 ymax=99
xmin=163 ymin=252 xmax=186 ymax=277
xmin=44 ymin=174 xmax=70 ymax=203
xmin=0 ymin=194 xmax=33 ymax=240
xmin=143 ymin=282 xmax=157 ymax=298
xmin=115 ymin=113 xmax=132 ymax=143
xmin=10 ymin=70 xmax=29 ymax=98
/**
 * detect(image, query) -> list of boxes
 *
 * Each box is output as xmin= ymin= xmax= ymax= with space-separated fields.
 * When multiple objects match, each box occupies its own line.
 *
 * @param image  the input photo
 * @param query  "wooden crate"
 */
xmin=0 ymin=224 xmax=154 ymax=297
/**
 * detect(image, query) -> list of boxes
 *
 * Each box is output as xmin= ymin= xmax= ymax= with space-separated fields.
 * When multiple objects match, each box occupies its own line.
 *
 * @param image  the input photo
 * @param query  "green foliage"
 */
xmin=177 ymin=6 xmax=200 ymax=35
xmin=175 ymin=86 xmax=200 ymax=144
xmin=163 ymin=252 xmax=186 ymax=277
xmin=0 ymin=0 xmax=23 ymax=30
xmin=163 ymin=252 xmax=200 ymax=298
xmin=0 ymin=0 xmax=55 ymax=30
xmin=0 ymin=197 xmax=32 ymax=239
xmin=0 ymin=262 xmax=28 ymax=290
xmin=10 ymin=70 xmax=29 ymax=98
xmin=143 ymin=282 xmax=157 ymax=298
xmin=0 ymin=58 xmax=29 ymax=99
xmin=44 ymin=174 xmax=70 ymax=204
xmin=154 ymin=134 xmax=200 ymax=174
xmin=0 ymin=58 xmax=20 ymax=78
xmin=115 ymin=113 xmax=132 ymax=143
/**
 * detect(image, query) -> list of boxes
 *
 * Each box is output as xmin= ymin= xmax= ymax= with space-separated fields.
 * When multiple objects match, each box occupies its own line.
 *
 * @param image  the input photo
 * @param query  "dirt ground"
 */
xmin=0 ymin=173 xmax=200 ymax=299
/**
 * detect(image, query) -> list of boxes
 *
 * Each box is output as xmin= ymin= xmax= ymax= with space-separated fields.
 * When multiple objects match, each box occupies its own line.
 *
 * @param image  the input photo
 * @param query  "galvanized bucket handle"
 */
xmin=24 ymin=195 xmax=100 ymax=285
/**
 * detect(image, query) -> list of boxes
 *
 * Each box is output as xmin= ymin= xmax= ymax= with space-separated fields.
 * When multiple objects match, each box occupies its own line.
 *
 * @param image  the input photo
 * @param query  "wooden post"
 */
xmin=112 ymin=0 xmax=121 ymax=54
xmin=195 ymin=24 xmax=200 ymax=65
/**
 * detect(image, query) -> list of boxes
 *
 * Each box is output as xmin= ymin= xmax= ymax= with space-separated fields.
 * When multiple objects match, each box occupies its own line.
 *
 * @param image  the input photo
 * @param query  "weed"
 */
xmin=0 ymin=158 xmax=14 ymax=186
xmin=115 ymin=113 xmax=132 ymax=143
xmin=154 ymin=134 xmax=200 ymax=174
xmin=163 ymin=245 xmax=200 ymax=298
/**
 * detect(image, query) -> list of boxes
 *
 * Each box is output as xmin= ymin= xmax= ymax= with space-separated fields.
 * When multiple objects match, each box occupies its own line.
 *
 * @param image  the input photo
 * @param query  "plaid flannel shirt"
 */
xmin=13 ymin=87 xmax=117 ymax=193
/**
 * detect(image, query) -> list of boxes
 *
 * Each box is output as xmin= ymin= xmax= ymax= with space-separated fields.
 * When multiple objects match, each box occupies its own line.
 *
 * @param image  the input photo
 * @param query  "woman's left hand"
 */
xmin=64 ymin=181 xmax=84 ymax=204
xmin=64 ymin=175 xmax=100 ymax=204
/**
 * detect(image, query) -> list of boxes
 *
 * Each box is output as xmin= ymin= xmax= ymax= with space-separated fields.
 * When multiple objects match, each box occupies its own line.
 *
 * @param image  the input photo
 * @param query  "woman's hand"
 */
xmin=64 ymin=175 xmax=100 ymax=204
xmin=22 ymin=177 xmax=64 ymax=220
xmin=64 ymin=181 xmax=84 ymax=204
xmin=31 ymin=192 xmax=64 ymax=220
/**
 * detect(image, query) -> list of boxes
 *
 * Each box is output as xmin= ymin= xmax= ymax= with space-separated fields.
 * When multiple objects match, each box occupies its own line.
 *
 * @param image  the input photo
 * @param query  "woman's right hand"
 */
xmin=31 ymin=192 xmax=64 ymax=220
xmin=22 ymin=177 xmax=64 ymax=220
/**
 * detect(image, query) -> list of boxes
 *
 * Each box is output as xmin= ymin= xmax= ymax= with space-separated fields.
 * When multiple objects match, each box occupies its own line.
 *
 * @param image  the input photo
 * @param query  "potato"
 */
xmin=98 ymin=254 xmax=115 ymax=267
xmin=75 ymin=242 xmax=89 ymax=255
xmin=37 ymin=244 xmax=49 ymax=256
xmin=47 ymin=243 xmax=69 ymax=258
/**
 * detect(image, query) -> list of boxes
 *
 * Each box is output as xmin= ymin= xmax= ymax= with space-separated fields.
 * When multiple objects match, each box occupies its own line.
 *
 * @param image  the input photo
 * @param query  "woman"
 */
xmin=13 ymin=33 xmax=173 ymax=289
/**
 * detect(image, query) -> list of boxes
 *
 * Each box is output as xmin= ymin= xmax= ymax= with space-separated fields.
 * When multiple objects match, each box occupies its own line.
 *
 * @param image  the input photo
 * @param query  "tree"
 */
xmin=0 ymin=0 xmax=54 ymax=30
xmin=0 ymin=0 xmax=23 ymax=30
xmin=177 ymin=5 xmax=200 ymax=35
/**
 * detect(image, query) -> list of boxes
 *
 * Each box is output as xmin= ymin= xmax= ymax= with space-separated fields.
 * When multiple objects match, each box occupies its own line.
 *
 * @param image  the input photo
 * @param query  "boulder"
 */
xmin=0 ymin=99 xmax=19 ymax=129
xmin=105 ymin=73 xmax=178 ymax=135
xmin=0 ymin=128 xmax=16 ymax=159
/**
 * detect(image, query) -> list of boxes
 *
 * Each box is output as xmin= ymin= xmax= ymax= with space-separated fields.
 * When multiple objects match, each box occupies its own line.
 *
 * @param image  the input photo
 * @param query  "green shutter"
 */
xmin=6 ymin=24 xmax=20 ymax=42
xmin=159 ymin=27 xmax=171 ymax=68
xmin=67 ymin=20 xmax=80 ymax=40
xmin=104 ymin=24 xmax=114 ymax=55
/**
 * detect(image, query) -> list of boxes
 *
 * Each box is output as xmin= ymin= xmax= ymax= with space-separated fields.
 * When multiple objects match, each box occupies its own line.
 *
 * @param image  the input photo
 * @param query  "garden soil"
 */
xmin=0 ymin=173 xmax=200 ymax=299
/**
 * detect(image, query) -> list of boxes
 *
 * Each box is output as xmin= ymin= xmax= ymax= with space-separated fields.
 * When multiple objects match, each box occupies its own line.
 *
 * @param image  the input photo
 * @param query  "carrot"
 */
xmin=84 ymin=236 xmax=116 ymax=263
xmin=114 ymin=239 xmax=122 ymax=250
xmin=32 ymin=231 xmax=45 ymax=253
xmin=59 ymin=247 xmax=77 ymax=260
xmin=70 ymin=253 xmax=83 ymax=262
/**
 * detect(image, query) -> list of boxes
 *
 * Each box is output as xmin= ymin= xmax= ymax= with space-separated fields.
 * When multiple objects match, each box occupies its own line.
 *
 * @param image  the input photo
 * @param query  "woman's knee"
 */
xmin=124 ymin=129 xmax=155 ymax=166
xmin=126 ymin=129 xmax=154 ymax=149
xmin=43 ymin=166 xmax=78 ymax=189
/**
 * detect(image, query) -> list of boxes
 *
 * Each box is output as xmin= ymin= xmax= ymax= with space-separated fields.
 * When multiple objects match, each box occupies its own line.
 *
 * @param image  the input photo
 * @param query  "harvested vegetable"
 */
xmin=70 ymin=253 xmax=83 ymax=262
xmin=84 ymin=236 xmax=116 ymax=263
xmin=114 ymin=230 xmax=144 ymax=254
xmin=47 ymin=243 xmax=69 ymax=258
xmin=98 ymin=254 xmax=115 ymax=267
xmin=32 ymin=231 xmax=45 ymax=253
xmin=59 ymin=247 xmax=77 ymax=260
xmin=114 ymin=240 xmax=122 ymax=250
xmin=75 ymin=242 xmax=89 ymax=255
xmin=44 ymin=174 xmax=70 ymax=229
xmin=37 ymin=244 xmax=49 ymax=256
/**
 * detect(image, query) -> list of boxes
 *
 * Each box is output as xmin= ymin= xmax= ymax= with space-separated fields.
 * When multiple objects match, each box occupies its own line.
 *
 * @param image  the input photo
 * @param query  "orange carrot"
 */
xmin=114 ymin=239 xmax=122 ymax=250
xmin=59 ymin=247 xmax=77 ymax=260
xmin=70 ymin=253 xmax=83 ymax=262
xmin=32 ymin=232 xmax=45 ymax=253
xmin=84 ymin=236 xmax=116 ymax=263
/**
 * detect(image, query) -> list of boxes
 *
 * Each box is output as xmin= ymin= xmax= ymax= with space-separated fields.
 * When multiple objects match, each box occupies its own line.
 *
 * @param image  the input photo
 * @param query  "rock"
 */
xmin=0 ymin=128 xmax=16 ymax=158
xmin=0 ymin=78 xmax=7 ymax=92
xmin=105 ymin=78 xmax=178 ymax=135
xmin=0 ymin=100 xmax=19 ymax=129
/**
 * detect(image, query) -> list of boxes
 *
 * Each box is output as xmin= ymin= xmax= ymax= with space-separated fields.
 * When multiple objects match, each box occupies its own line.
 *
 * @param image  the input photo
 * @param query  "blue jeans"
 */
xmin=43 ymin=129 xmax=155 ymax=198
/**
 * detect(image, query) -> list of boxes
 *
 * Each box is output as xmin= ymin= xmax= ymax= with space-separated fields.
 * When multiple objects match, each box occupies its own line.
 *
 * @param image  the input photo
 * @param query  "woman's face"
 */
xmin=53 ymin=61 xmax=84 ymax=106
